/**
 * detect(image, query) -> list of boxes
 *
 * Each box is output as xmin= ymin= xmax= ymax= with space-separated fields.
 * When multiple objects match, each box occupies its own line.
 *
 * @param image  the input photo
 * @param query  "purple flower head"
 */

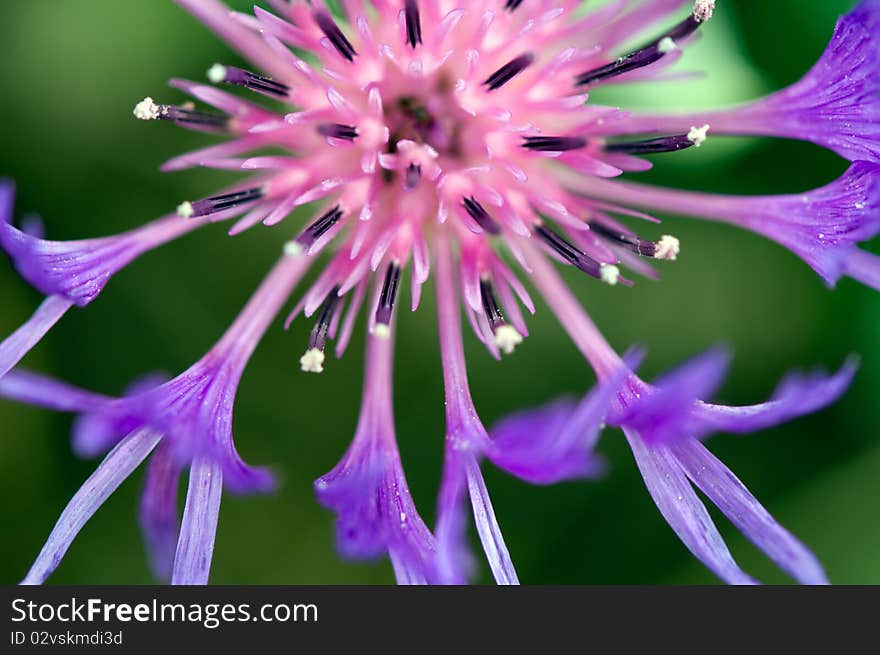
xmin=2 ymin=0 xmax=878 ymax=585
xmin=315 ymin=333 xmax=437 ymax=584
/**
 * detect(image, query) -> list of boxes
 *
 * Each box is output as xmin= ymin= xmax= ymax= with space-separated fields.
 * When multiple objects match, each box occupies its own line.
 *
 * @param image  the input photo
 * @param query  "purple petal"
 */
xmin=315 ymin=333 xmax=436 ymax=582
xmin=139 ymin=444 xmax=182 ymax=582
xmin=171 ymin=457 xmax=223 ymax=585
xmin=0 ymin=295 xmax=73 ymax=380
xmin=844 ymin=248 xmax=880 ymax=291
xmin=68 ymin=246 xmax=313 ymax=491
xmin=21 ymin=429 xmax=161 ymax=585
xmin=487 ymin=352 xmax=642 ymax=484
xmin=382 ymin=464 xmax=437 ymax=586
xmin=434 ymin=451 xmax=476 ymax=585
xmin=615 ymin=0 xmax=880 ymax=163
xmin=728 ymin=0 xmax=880 ymax=162
xmin=0 ymin=213 xmax=200 ymax=307
xmin=612 ymin=348 xmax=731 ymax=444
xmin=694 ymin=357 xmax=858 ymax=434
xmin=0 ymin=369 xmax=110 ymax=413
xmin=671 ymin=439 xmax=828 ymax=584
xmin=488 ymin=397 xmax=598 ymax=484
xmin=624 ymin=428 xmax=757 ymax=585
xmin=20 ymin=214 xmax=45 ymax=239
xmin=314 ymin=440 xmax=387 ymax=560
xmin=578 ymin=163 xmax=880 ymax=287
xmin=464 ymin=456 xmax=519 ymax=585
xmin=0 ymin=179 xmax=14 ymax=224
xmin=315 ymin=438 xmax=436 ymax=582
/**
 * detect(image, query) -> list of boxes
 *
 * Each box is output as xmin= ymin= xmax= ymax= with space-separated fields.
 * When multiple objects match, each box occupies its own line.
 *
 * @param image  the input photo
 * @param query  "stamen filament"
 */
xmin=374 ymin=261 xmax=402 ymax=334
xmin=290 ymin=205 xmax=344 ymax=254
xmin=522 ymin=136 xmax=587 ymax=152
xmin=575 ymin=5 xmax=712 ymax=87
xmin=484 ymin=53 xmax=535 ymax=91
xmin=301 ymin=286 xmax=342 ymax=373
xmin=177 ymin=187 xmax=264 ymax=218
xmin=314 ymin=10 xmax=358 ymax=61
xmin=317 ymin=123 xmax=359 ymax=141
xmin=604 ymin=127 xmax=709 ymax=155
xmin=133 ymin=98 xmax=228 ymax=131
xmin=480 ymin=278 xmax=524 ymax=355
xmin=404 ymin=0 xmax=423 ymax=47
xmin=463 ymin=197 xmax=501 ymax=235
xmin=535 ymin=224 xmax=620 ymax=284
xmin=207 ymin=64 xmax=290 ymax=98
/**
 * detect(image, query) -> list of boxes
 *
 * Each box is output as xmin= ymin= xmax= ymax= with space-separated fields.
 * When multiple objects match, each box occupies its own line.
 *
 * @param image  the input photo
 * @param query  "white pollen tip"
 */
xmin=693 ymin=0 xmax=715 ymax=22
xmin=207 ymin=64 xmax=227 ymax=84
xmin=372 ymin=323 xmax=391 ymax=339
xmin=688 ymin=124 xmax=710 ymax=147
xmin=654 ymin=235 xmax=681 ymax=261
xmin=600 ymin=264 xmax=621 ymax=286
xmin=494 ymin=325 xmax=523 ymax=355
xmin=299 ymin=348 xmax=325 ymax=373
xmin=658 ymin=37 xmax=677 ymax=54
xmin=133 ymin=97 xmax=160 ymax=121
xmin=176 ymin=201 xmax=194 ymax=219
xmin=283 ymin=241 xmax=303 ymax=257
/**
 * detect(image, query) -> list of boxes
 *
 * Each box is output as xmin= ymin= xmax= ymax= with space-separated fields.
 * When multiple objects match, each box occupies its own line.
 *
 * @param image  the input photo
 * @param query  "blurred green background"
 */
xmin=0 ymin=0 xmax=878 ymax=585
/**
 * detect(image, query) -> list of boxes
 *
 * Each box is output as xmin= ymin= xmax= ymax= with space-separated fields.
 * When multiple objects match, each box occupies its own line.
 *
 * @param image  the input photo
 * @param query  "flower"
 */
xmin=1 ymin=0 xmax=877 ymax=584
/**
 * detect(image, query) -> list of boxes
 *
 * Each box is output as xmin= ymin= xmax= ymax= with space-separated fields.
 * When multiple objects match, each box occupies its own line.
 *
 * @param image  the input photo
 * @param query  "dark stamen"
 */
xmin=535 ymin=224 xmax=609 ymax=280
xmin=589 ymin=222 xmax=656 ymax=257
xmin=480 ymin=276 xmax=523 ymax=353
xmin=317 ymin=123 xmax=359 ymax=140
xmin=295 ymin=205 xmax=344 ymax=251
xmin=135 ymin=99 xmax=229 ymax=132
xmin=309 ymin=286 xmax=342 ymax=352
xmin=604 ymin=133 xmax=696 ymax=155
xmin=480 ymin=278 xmax=506 ymax=331
xmin=522 ymin=136 xmax=587 ymax=152
xmin=505 ymin=0 xmax=524 ymax=11
xmin=574 ymin=13 xmax=704 ymax=87
xmin=181 ymin=187 xmax=264 ymax=218
xmin=300 ymin=286 xmax=342 ymax=373
xmin=314 ymin=10 xmax=357 ymax=61
xmin=484 ymin=53 xmax=535 ymax=91
xmin=463 ymin=197 xmax=501 ymax=235
xmin=404 ymin=0 xmax=422 ymax=47
xmin=375 ymin=261 xmax=402 ymax=332
xmin=405 ymin=163 xmax=422 ymax=190
xmin=209 ymin=65 xmax=290 ymax=98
